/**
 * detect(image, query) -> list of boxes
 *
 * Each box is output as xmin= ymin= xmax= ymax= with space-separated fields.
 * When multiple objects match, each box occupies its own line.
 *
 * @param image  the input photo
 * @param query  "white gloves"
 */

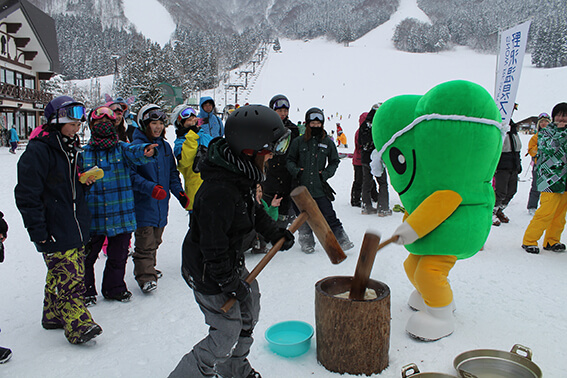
xmin=393 ymin=222 xmax=419 ymax=245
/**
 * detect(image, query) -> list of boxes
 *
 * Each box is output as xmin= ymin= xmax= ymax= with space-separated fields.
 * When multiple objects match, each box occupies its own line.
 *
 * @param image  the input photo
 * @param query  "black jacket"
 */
xmin=496 ymin=121 xmax=522 ymax=172
xmin=181 ymin=140 xmax=280 ymax=294
xmin=15 ymin=131 xmax=91 ymax=253
xmin=263 ymin=118 xmax=300 ymax=196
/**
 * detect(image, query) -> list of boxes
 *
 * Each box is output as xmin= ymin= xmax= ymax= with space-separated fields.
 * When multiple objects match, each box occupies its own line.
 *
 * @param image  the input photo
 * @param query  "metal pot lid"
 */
xmin=453 ymin=344 xmax=542 ymax=378
xmin=402 ymin=363 xmax=457 ymax=378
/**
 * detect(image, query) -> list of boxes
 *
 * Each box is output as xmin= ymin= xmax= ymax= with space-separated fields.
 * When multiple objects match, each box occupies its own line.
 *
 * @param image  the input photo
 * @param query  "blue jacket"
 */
xmin=83 ymin=141 xmax=156 ymax=237
xmin=15 ymin=131 xmax=91 ymax=253
xmin=130 ymin=129 xmax=184 ymax=228
xmin=9 ymin=127 xmax=19 ymax=143
xmin=198 ymin=96 xmax=224 ymax=137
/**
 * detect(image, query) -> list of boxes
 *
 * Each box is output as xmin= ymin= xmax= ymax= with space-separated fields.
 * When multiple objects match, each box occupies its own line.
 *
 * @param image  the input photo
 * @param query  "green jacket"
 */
xmin=286 ymin=133 xmax=339 ymax=198
xmin=536 ymin=122 xmax=567 ymax=193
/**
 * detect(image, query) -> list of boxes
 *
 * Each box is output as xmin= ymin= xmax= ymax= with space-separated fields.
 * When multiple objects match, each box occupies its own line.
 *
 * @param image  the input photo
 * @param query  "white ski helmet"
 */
xmin=170 ymin=104 xmax=197 ymax=129
xmin=137 ymin=104 xmax=162 ymax=131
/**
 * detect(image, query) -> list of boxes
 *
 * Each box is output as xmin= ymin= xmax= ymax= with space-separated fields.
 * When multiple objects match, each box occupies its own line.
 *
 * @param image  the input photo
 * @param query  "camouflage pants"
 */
xmin=42 ymin=247 xmax=98 ymax=344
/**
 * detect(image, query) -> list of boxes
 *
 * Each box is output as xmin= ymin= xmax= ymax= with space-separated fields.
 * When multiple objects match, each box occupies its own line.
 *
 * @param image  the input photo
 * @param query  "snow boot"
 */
xmin=103 ymin=290 xmax=132 ymax=302
xmin=522 ymin=244 xmax=540 ymax=254
xmin=141 ymin=281 xmax=157 ymax=293
xmin=492 ymin=213 xmax=501 ymax=226
xmin=298 ymin=230 xmax=316 ymax=254
xmin=543 ymin=243 xmax=566 ymax=252
xmin=334 ymin=227 xmax=355 ymax=251
xmin=406 ymin=303 xmax=455 ymax=341
xmin=361 ymin=204 xmax=377 ymax=215
xmin=378 ymin=209 xmax=393 ymax=217
xmin=84 ymin=295 xmax=97 ymax=307
xmin=70 ymin=323 xmax=102 ymax=344
xmin=246 ymin=368 xmax=262 ymax=378
xmin=496 ymin=208 xmax=509 ymax=223
xmin=0 ymin=346 xmax=12 ymax=364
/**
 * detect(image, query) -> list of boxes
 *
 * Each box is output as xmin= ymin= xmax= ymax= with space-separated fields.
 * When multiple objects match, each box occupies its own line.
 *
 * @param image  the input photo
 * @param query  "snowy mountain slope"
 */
xmin=1 ymin=0 xmax=567 ymax=376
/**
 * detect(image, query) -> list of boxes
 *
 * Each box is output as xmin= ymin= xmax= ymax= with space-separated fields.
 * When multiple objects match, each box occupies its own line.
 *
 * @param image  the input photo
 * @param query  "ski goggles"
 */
xmin=57 ymin=104 xmax=86 ymax=122
xmin=143 ymin=109 xmax=167 ymax=123
xmin=258 ymin=128 xmax=291 ymax=155
xmin=109 ymin=104 xmax=125 ymax=114
xmin=538 ymin=112 xmax=550 ymax=119
xmin=90 ymin=106 xmax=117 ymax=121
xmin=178 ymin=107 xmax=197 ymax=122
xmin=307 ymin=112 xmax=324 ymax=122
xmin=272 ymin=98 xmax=290 ymax=110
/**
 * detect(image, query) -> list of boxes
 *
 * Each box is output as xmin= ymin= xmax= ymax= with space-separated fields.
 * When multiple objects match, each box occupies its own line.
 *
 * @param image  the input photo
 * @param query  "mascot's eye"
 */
xmin=389 ymin=147 xmax=407 ymax=175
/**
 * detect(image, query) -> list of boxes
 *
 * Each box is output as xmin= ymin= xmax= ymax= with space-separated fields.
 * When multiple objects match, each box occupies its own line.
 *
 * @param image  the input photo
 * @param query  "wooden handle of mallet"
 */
xmin=349 ymin=234 xmax=398 ymax=300
xmin=221 ymin=211 xmax=310 ymax=313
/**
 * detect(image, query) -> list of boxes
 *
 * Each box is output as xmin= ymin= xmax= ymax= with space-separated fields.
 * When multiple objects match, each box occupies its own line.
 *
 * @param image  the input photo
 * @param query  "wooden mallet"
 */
xmin=221 ymin=186 xmax=347 ymax=312
xmin=349 ymin=232 xmax=398 ymax=300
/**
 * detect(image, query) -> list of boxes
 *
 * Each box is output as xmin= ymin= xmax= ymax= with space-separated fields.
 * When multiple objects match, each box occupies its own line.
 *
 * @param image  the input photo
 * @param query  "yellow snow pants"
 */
xmin=404 ymin=254 xmax=457 ymax=308
xmin=523 ymin=191 xmax=567 ymax=247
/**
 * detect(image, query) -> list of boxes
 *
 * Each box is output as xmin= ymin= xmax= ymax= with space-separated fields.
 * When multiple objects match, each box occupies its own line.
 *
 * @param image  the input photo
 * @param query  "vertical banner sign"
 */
xmin=494 ymin=20 xmax=531 ymax=127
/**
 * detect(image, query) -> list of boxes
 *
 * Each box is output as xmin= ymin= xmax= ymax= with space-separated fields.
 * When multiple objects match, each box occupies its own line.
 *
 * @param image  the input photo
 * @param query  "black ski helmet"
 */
xmin=305 ymin=107 xmax=325 ymax=126
xmin=225 ymin=104 xmax=290 ymax=155
xmin=269 ymin=94 xmax=290 ymax=110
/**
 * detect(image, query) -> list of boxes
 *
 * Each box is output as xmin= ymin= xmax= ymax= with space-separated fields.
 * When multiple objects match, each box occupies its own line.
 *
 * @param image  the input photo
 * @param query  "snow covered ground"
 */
xmin=1 ymin=0 xmax=566 ymax=376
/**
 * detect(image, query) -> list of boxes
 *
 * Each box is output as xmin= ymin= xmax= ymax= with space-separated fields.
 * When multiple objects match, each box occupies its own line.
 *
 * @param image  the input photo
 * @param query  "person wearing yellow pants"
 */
xmin=522 ymin=103 xmax=567 ymax=254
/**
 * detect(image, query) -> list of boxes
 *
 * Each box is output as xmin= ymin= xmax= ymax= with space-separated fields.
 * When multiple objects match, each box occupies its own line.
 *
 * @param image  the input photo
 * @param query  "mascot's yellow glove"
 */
xmin=393 ymin=190 xmax=462 ymax=245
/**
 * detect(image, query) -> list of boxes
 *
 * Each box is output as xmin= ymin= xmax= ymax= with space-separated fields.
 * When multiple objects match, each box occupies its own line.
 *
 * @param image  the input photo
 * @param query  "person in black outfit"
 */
xmin=0 ymin=211 xmax=12 ymax=363
xmin=493 ymin=117 xmax=522 ymax=226
xmin=263 ymin=94 xmax=300 ymax=228
xmin=358 ymin=104 xmax=392 ymax=216
xmin=170 ymin=105 xmax=295 ymax=378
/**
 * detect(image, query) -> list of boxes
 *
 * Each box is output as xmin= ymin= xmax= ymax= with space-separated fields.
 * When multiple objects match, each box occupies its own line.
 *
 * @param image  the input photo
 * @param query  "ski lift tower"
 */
xmin=111 ymin=55 xmax=120 ymax=93
xmin=240 ymin=70 xmax=253 ymax=87
xmin=227 ymin=83 xmax=244 ymax=104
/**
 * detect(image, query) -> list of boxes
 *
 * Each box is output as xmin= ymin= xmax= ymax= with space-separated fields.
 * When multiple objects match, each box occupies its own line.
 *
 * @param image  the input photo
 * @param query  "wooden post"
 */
xmin=315 ymin=276 xmax=390 ymax=375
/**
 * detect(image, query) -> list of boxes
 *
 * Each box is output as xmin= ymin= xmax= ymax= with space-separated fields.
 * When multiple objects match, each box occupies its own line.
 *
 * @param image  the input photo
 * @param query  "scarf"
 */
xmin=89 ymin=121 xmax=119 ymax=150
xmin=59 ymin=134 xmax=79 ymax=166
xmin=221 ymin=143 xmax=265 ymax=182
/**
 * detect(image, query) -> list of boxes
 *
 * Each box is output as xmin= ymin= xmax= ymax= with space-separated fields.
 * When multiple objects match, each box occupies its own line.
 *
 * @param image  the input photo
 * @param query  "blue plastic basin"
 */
xmin=265 ymin=320 xmax=314 ymax=358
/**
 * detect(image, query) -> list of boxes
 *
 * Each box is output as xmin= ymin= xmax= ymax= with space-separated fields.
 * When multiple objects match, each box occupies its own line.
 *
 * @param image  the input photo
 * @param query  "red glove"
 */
xmin=179 ymin=192 xmax=190 ymax=209
xmin=151 ymin=185 xmax=167 ymax=200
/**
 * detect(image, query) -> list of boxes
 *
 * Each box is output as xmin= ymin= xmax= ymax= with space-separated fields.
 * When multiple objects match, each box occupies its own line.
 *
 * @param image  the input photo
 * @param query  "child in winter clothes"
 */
xmin=172 ymin=105 xmax=213 ymax=217
xmin=170 ymin=105 xmax=294 ymax=378
xmin=242 ymin=183 xmax=282 ymax=254
xmin=130 ymin=104 xmax=189 ymax=293
xmin=0 ymin=211 xmax=12 ymax=363
xmin=83 ymin=106 xmax=158 ymax=306
xmin=198 ymin=96 xmax=224 ymax=137
xmin=15 ymin=96 xmax=103 ymax=344
xmin=287 ymin=107 xmax=355 ymax=253
xmin=526 ymin=113 xmax=551 ymax=214
xmin=263 ymin=94 xmax=300 ymax=229
xmin=522 ymin=103 xmax=567 ymax=254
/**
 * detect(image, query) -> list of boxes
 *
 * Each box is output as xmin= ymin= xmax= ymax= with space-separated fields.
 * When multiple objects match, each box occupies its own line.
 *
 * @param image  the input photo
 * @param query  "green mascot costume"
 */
xmin=372 ymin=80 xmax=503 ymax=340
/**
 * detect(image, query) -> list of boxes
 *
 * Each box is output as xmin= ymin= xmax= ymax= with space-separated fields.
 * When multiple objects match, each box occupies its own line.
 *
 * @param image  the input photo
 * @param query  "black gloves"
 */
xmin=271 ymin=229 xmax=295 ymax=251
xmin=221 ymin=277 xmax=251 ymax=302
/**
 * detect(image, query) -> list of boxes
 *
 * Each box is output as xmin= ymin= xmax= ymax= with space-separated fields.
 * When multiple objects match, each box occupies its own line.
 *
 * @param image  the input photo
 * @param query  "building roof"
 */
xmin=0 ymin=0 xmax=60 ymax=73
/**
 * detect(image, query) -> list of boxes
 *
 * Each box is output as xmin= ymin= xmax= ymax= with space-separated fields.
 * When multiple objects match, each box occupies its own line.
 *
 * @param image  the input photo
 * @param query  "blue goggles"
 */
xmin=178 ymin=107 xmax=197 ymax=121
xmin=272 ymin=98 xmax=290 ymax=110
xmin=57 ymin=104 xmax=86 ymax=121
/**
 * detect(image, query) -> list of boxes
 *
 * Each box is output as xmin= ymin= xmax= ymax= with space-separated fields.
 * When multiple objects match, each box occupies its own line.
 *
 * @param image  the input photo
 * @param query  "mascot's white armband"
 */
xmin=393 ymin=222 xmax=419 ymax=245
xmin=370 ymin=150 xmax=384 ymax=176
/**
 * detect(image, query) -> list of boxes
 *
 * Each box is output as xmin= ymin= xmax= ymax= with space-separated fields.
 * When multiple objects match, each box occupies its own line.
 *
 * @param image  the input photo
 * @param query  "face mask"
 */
xmin=311 ymin=127 xmax=323 ymax=136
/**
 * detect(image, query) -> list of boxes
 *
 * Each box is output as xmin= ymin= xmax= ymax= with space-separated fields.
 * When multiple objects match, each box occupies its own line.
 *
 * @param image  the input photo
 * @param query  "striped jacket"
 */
xmin=83 ymin=141 xmax=155 ymax=237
